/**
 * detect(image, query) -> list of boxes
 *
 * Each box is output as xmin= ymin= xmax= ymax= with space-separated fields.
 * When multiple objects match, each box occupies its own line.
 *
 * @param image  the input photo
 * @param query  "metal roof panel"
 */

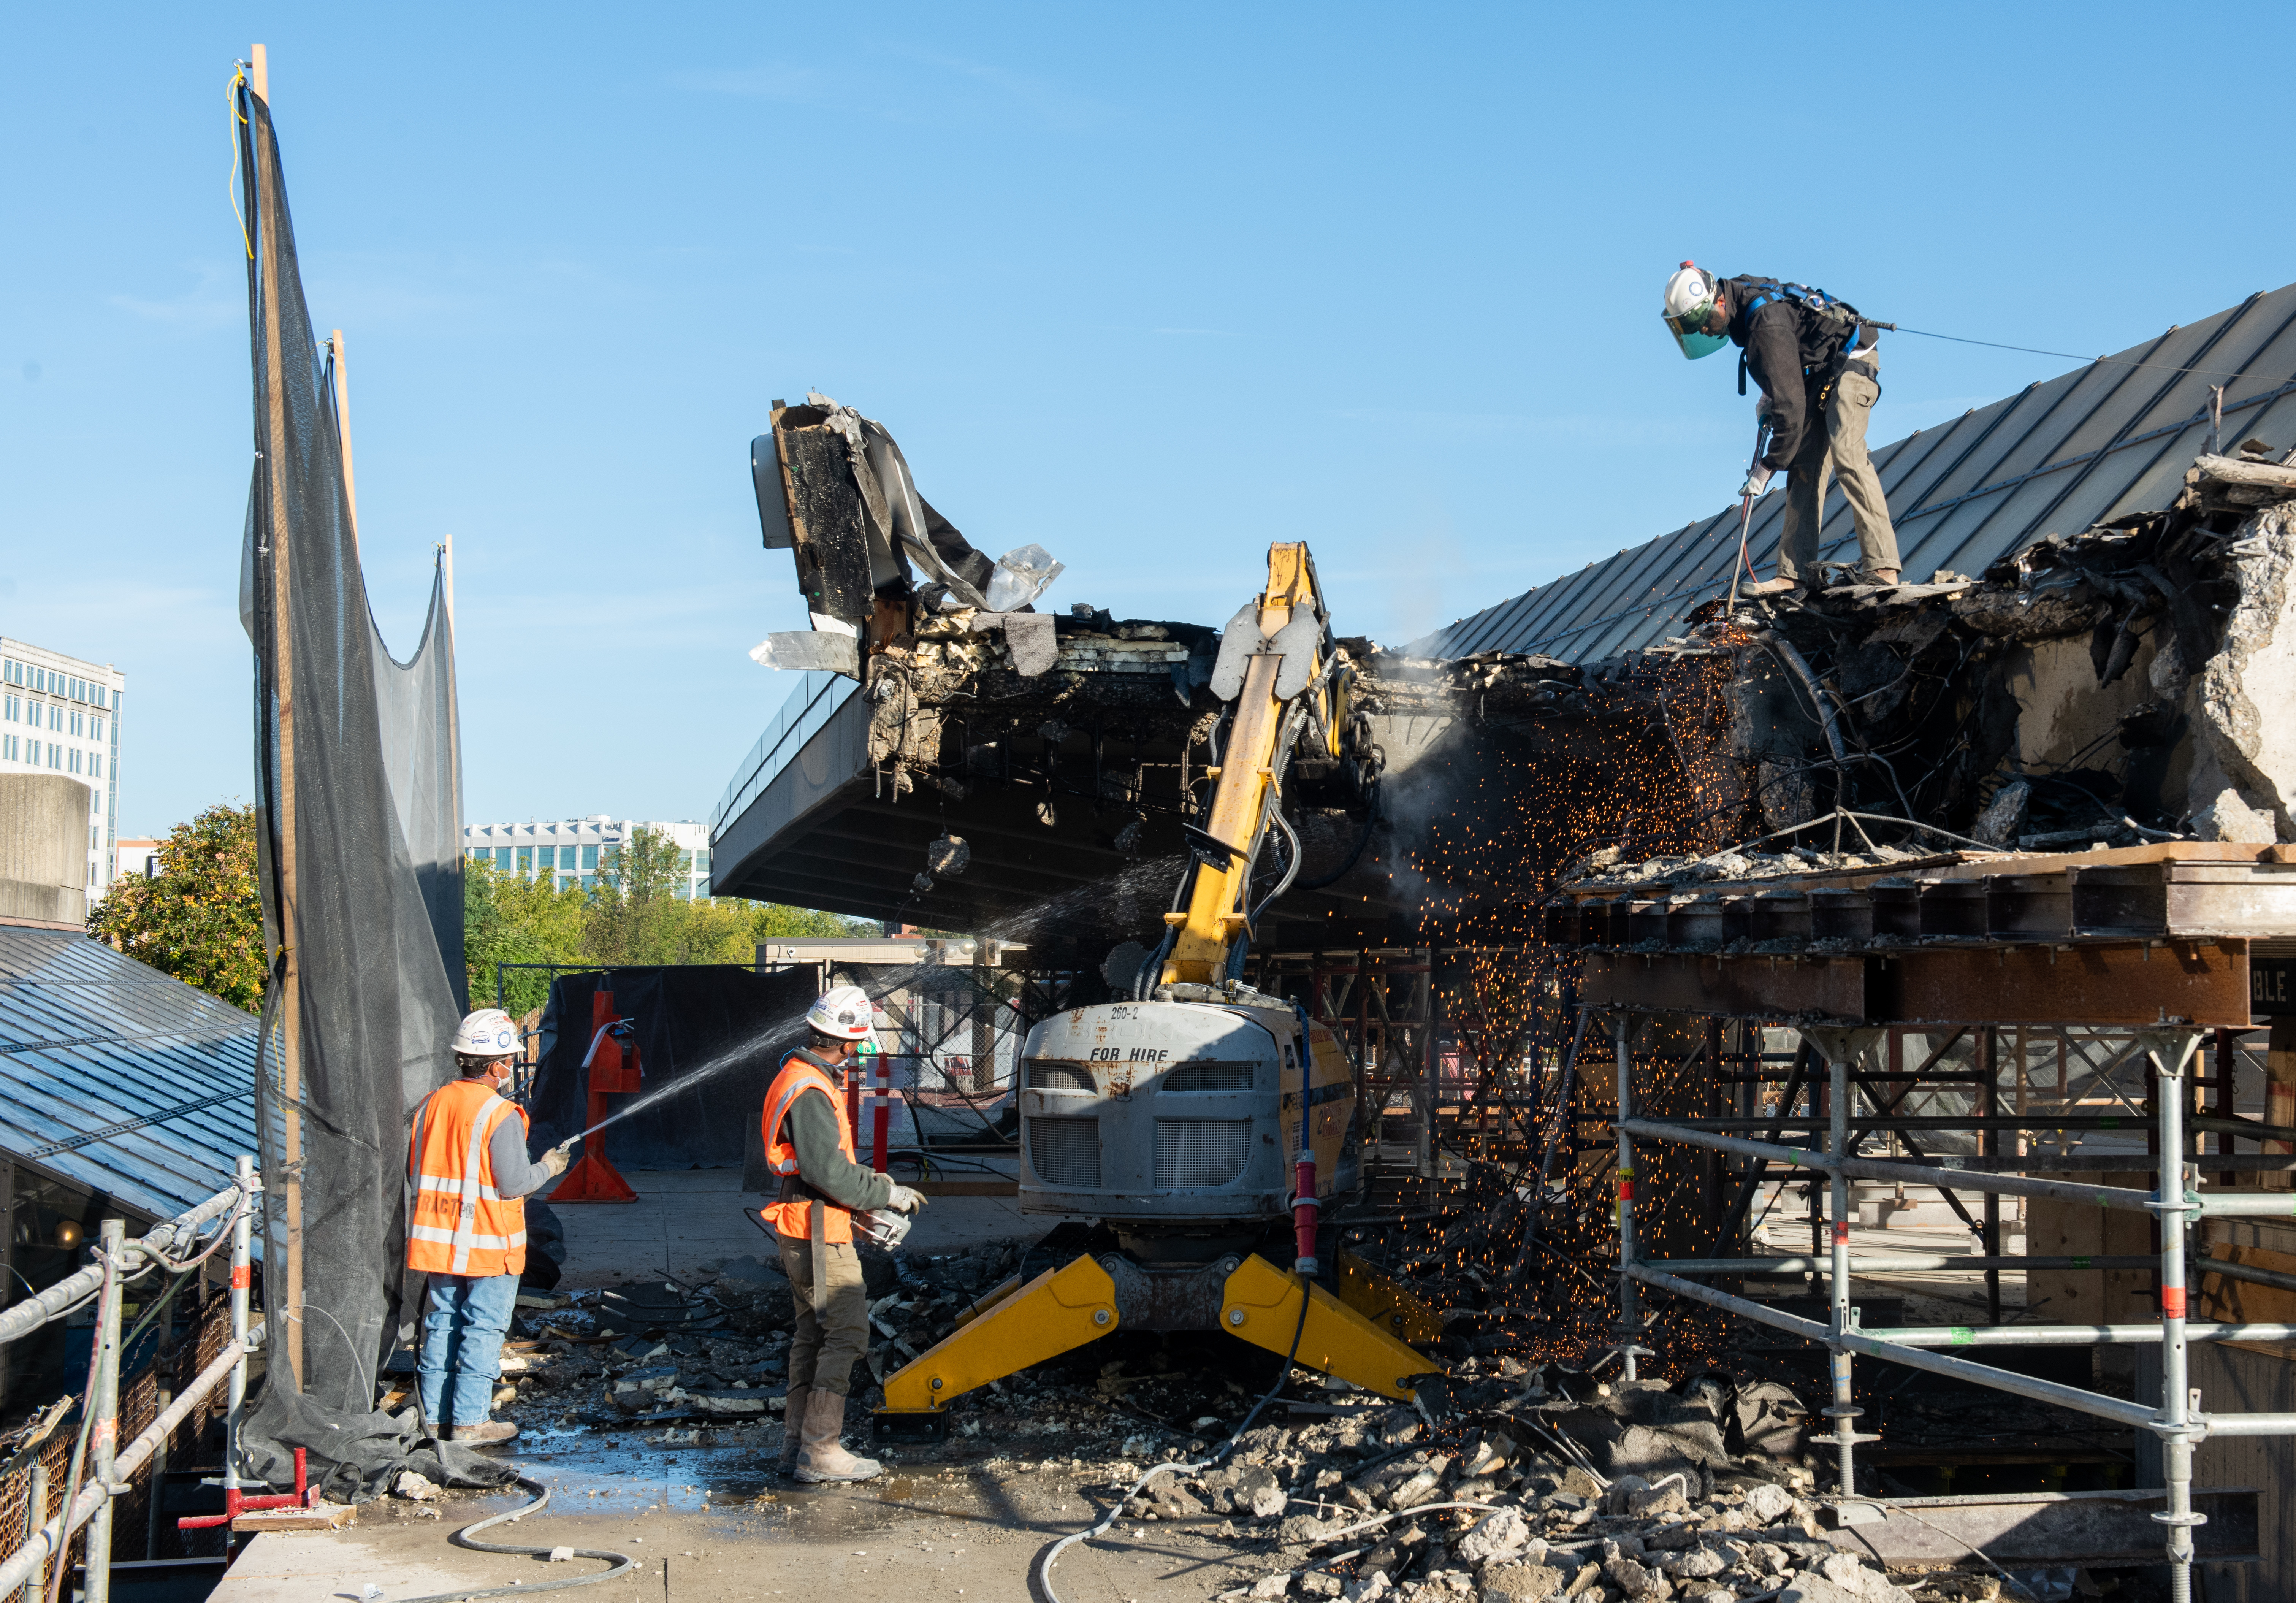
xmin=1411 ymin=282 xmax=2296 ymax=661
xmin=0 ymin=928 xmax=258 ymax=1224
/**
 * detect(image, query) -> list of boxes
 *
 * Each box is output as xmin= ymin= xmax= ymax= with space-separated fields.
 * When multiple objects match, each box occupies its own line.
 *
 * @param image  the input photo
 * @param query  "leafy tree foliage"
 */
xmin=89 ymin=802 xmax=267 ymax=1011
xmin=466 ymin=825 xmax=867 ymax=1013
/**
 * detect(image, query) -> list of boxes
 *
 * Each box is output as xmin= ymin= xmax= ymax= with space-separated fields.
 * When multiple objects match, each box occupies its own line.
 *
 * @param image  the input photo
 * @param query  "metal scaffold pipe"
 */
xmin=1616 ymin=1117 xmax=2166 ymax=1213
xmin=1649 ymin=1254 xmax=2157 ymax=1274
xmin=1622 ymin=1262 xmax=2158 ymax=1430
xmin=2152 ymin=1033 xmax=2203 ymax=1603
xmin=1613 ymin=1013 xmax=1642 ymax=1384
xmin=1860 ymin=1321 xmax=2296 ymax=1347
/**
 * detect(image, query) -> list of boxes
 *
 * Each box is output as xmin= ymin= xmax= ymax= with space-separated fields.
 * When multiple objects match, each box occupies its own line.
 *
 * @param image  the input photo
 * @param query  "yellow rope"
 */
xmin=227 ymin=63 xmax=251 ymax=261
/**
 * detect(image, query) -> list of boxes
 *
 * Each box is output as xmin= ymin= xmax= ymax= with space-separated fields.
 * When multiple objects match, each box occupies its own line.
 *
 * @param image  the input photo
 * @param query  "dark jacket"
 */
xmin=1723 ymin=276 xmax=1867 ymax=472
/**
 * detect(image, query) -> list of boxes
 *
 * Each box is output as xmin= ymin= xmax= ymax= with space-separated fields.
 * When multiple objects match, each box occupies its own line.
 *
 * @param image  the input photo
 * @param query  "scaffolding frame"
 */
xmin=1612 ymin=1013 xmax=2296 ymax=1595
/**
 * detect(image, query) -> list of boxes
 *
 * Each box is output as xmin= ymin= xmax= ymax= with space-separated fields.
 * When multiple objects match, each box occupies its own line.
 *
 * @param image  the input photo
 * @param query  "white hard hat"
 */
xmin=1662 ymin=261 xmax=1729 ymax=360
xmin=453 ymin=1008 xmax=521 ymax=1059
xmin=806 ymin=985 xmax=875 ymax=1041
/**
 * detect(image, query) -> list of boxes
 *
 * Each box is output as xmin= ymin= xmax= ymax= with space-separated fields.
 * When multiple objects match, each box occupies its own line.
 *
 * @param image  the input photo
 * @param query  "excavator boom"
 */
xmin=871 ymin=540 xmax=1435 ymax=1443
xmin=1161 ymin=543 xmax=1340 ymax=986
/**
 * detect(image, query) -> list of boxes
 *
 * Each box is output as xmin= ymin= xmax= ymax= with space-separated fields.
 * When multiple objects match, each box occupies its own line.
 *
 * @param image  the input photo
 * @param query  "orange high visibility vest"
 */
xmin=759 ymin=1051 xmax=856 ymax=1245
xmin=406 ymin=1078 xmax=531 ymax=1278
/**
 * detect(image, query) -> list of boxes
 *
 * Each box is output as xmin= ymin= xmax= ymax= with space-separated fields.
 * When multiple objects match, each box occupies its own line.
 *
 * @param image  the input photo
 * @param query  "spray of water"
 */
xmin=562 ymin=853 xmax=1190 ymax=1145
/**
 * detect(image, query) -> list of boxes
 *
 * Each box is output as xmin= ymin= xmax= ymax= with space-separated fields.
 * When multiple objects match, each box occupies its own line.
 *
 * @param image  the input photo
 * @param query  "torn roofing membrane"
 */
xmin=1418 ymin=282 xmax=2296 ymax=661
xmin=0 ymin=928 xmax=260 ymax=1227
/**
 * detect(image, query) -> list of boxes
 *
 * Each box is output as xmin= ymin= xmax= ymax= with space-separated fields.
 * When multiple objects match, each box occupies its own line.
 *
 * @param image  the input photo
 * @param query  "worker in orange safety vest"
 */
xmin=760 ymin=985 xmax=925 ymax=1482
xmin=405 ymin=1008 xmax=572 ymax=1443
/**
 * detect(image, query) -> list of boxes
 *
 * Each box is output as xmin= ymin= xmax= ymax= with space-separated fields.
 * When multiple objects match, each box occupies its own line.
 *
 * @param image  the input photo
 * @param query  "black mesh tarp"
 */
xmin=525 ymin=966 xmax=818 ymax=1171
xmin=234 ymin=79 xmax=478 ymax=1489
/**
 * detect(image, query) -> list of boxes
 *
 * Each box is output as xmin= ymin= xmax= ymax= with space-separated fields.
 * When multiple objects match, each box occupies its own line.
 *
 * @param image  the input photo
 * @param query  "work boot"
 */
xmin=794 ymin=1390 xmax=881 ymax=1483
xmin=445 ymin=1419 xmax=519 ymax=1444
xmin=776 ymin=1386 xmax=810 ymax=1476
xmin=1742 ymin=576 xmax=1803 ymax=598
xmin=1867 ymin=568 xmax=1902 ymax=587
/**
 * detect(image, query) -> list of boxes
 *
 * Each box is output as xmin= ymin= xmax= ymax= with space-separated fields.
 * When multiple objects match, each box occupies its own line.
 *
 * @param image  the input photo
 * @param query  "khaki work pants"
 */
xmin=1776 ymin=362 xmax=1901 ymax=583
xmin=778 ymin=1234 xmax=870 ymax=1397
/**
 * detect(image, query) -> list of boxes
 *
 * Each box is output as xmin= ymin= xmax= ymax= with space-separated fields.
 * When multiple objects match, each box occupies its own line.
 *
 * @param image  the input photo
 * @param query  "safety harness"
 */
xmin=1733 ymin=277 xmax=1878 ymax=398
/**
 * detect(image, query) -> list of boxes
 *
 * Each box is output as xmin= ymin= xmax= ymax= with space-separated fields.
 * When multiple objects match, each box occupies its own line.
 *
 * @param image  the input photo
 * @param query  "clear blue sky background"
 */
xmin=5 ymin=4 xmax=2291 ymax=842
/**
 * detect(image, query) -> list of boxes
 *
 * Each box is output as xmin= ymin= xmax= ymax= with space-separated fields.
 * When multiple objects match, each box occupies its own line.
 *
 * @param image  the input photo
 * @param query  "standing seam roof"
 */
xmin=0 ymin=928 xmax=258 ymax=1226
xmin=1415 ymin=283 xmax=2296 ymax=661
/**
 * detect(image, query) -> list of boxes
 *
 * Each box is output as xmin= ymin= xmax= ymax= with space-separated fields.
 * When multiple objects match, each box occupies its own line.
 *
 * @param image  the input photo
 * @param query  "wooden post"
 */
xmin=251 ymin=49 xmax=304 ymax=1391
xmin=329 ymin=330 xmax=360 ymax=561
xmin=250 ymin=43 xmax=267 ymax=101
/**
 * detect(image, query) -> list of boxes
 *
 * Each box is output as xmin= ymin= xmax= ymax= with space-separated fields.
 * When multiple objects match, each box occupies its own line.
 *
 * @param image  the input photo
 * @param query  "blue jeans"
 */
xmin=417 ymin=1272 xmax=519 ymax=1428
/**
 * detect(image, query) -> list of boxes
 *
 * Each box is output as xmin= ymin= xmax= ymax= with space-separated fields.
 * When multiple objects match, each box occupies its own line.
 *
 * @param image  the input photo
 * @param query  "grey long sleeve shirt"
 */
xmin=783 ymin=1085 xmax=897 ymax=1214
xmin=489 ymin=1115 xmax=555 ymax=1199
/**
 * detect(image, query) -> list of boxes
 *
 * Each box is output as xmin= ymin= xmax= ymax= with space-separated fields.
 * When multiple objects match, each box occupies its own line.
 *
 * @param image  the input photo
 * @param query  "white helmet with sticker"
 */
xmin=806 ymin=985 xmax=875 ymax=1041
xmin=452 ymin=1008 xmax=521 ymax=1060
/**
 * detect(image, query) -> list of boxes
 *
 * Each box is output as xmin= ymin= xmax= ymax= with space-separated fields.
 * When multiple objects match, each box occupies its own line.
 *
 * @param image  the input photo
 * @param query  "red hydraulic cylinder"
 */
xmin=1292 ymin=1153 xmax=1320 ymax=1275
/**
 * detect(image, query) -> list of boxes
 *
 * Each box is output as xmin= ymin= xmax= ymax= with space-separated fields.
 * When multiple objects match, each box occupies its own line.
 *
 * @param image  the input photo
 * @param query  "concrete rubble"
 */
xmin=443 ymin=1245 xmax=2166 ymax=1603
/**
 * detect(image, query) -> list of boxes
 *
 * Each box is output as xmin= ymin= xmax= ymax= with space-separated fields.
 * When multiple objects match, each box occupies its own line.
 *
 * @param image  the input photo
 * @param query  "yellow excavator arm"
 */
xmin=871 ymin=539 xmax=1439 ymax=1447
xmin=1158 ymin=542 xmax=1343 ymax=987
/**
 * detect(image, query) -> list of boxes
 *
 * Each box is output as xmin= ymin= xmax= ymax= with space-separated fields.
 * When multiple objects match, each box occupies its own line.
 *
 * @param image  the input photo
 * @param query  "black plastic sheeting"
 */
xmin=235 ymin=80 xmax=469 ymax=1486
xmin=525 ymin=966 xmax=819 ymax=1170
xmin=241 ymin=1390 xmax=517 ymax=1504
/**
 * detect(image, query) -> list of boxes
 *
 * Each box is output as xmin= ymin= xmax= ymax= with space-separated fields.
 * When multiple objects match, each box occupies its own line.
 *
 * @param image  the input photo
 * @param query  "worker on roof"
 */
xmin=761 ymin=985 xmax=926 ymax=1483
xmin=405 ymin=1008 xmax=571 ymax=1444
xmin=1663 ymin=263 xmax=1903 ymax=596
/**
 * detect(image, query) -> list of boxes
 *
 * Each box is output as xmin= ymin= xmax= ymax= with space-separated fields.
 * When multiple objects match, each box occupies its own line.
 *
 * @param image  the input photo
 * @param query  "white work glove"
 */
xmin=886 ymin=1184 xmax=928 ymax=1214
xmin=1740 ymin=465 xmax=1775 ymax=498
xmin=540 ymin=1142 xmax=574 ymax=1178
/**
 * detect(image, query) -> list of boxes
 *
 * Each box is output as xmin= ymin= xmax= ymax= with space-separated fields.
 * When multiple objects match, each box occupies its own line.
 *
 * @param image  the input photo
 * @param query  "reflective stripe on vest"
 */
xmin=406 ymin=1078 xmax=531 ymax=1278
xmin=758 ymin=1051 xmax=857 ymax=1245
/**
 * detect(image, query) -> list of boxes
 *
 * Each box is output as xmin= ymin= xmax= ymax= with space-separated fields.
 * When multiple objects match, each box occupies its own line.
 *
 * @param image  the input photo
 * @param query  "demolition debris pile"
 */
xmin=1364 ymin=445 xmax=2296 ymax=884
xmin=480 ymin=1254 xmax=2118 ymax=1602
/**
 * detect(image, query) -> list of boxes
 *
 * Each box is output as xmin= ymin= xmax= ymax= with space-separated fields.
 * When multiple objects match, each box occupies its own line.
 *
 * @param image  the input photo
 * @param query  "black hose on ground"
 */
xmin=391 ymin=1475 xmax=632 ymax=1603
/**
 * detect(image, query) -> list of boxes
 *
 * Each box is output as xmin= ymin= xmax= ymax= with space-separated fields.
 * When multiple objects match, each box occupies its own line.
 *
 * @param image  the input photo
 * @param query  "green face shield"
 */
xmin=1664 ymin=304 xmax=1728 ymax=360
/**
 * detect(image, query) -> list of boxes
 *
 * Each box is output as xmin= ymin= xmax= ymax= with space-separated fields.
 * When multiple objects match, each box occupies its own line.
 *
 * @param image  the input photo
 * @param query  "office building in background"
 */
xmin=461 ymin=816 xmax=713 ymax=899
xmin=0 ymin=640 xmax=124 ymax=897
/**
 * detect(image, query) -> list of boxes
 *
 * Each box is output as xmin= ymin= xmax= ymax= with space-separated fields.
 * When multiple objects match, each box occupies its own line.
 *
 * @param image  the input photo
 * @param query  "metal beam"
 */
xmin=1581 ymin=943 xmax=2252 ymax=1027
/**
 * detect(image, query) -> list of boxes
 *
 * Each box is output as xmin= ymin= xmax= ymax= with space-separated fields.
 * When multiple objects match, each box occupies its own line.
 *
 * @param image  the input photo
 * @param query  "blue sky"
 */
xmin=5 ymin=4 xmax=2291 ymax=841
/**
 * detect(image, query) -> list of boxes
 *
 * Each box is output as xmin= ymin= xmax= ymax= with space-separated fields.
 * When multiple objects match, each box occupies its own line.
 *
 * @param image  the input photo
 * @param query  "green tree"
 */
xmin=89 ymin=802 xmax=267 ymax=1011
xmin=464 ymin=859 xmax=589 ymax=1015
xmin=584 ymin=825 xmax=689 ymax=967
xmin=469 ymin=824 xmax=870 ymax=1006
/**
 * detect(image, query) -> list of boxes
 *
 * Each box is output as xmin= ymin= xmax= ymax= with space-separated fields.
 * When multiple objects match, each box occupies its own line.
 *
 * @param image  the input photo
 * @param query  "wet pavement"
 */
xmin=217 ymin=1176 xmax=1256 ymax=1603
xmin=214 ymin=1423 xmax=1261 ymax=1603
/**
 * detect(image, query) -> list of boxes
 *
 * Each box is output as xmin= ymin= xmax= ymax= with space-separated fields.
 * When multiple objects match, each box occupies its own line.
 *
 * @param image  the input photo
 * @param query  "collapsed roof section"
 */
xmin=715 ymin=290 xmax=2296 ymax=955
xmin=745 ymin=392 xmax=1065 ymax=677
xmin=1420 ymin=280 xmax=2296 ymax=661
